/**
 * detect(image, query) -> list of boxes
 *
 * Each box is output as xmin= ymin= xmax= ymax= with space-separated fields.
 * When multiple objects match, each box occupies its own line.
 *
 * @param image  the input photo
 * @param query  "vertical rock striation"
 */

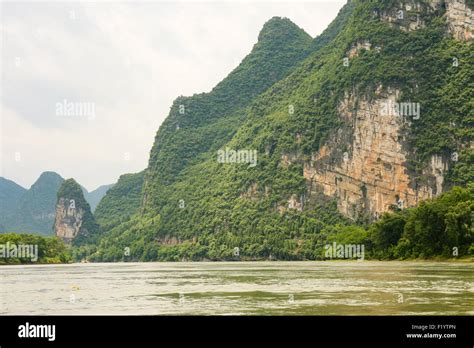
xmin=304 ymin=89 xmax=449 ymax=220
xmin=54 ymin=179 xmax=100 ymax=245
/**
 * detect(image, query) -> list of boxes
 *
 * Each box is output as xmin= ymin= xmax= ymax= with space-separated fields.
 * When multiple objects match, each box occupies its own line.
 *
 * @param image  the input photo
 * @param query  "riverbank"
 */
xmin=0 ymin=233 xmax=71 ymax=265
xmin=2 ymin=255 xmax=473 ymax=265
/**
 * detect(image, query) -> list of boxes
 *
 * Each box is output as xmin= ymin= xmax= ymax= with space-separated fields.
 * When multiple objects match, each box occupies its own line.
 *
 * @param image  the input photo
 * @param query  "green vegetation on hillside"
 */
xmin=144 ymin=16 xmax=316 ymax=210
xmin=139 ymin=5 xmax=358 ymax=240
xmin=322 ymin=186 xmax=473 ymax=261
xmin=368 ymin=186 xmax=473 ymax=259
xmin=94 ymin=171 xmax=145 ymax=230
xmin=78 ymin=186 xmax=473 ymax=262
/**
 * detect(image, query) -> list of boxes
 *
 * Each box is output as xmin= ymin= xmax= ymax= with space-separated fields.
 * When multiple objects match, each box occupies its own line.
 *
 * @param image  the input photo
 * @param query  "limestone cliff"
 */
xmin=54 ymin=179 xmax=99 ymax=245
xmin=443 ymin=0 xmax=474 ymax=41
xmin=54 ymin=197 xmax=86 ymax=244
xmin=376 ymin=0 xmax=473 ymax=42
xmin=303 ymin=89 xmax=450 ymax=220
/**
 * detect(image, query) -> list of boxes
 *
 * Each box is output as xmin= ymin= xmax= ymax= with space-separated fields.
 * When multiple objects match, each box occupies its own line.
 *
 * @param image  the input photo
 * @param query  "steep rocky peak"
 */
xmin=54 ymin=178 xmax=98 ymax=245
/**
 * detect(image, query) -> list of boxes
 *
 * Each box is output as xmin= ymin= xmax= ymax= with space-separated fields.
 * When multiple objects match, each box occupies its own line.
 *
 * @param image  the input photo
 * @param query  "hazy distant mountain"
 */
xmin=1 ymin=171 xmax=64 ymax=235
xmin=0 ymin=172 xmax=114 ymax=235
xmin=0 ymin=177 xmax=27 ymax=231
xmin=81 ymin=184 xmax=114 ymax=212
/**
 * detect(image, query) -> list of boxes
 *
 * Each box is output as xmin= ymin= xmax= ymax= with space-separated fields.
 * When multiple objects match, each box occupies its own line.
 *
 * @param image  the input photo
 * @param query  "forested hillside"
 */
xmin=77 ymin=0 xmax=473 ymax=262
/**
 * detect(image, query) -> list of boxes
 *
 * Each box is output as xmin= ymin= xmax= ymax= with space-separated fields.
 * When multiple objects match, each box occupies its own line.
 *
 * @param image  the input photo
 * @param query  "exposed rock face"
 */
xmin=155 ymin=235 xmax=182 ymax=246
xmin=54 ymin=198 xmax=85 ymax=244
xmin=294 ymin=0 xmax=471 ymax=221
xmin=303 ymin=89 xmax=448 ymax=220
xmin=347 ymin=40 xmax=372 ymax=58
xmin=240 ymin=182 xmax=260 ymax=201
xmin=444 ymin=0 xmax=474 ymax=41
xmin=278 ymin=194 xmax=304 ymax=214
xmin=377 ymin=0 xmax=473 ymax=42
xmin=378 ymin=1 xmax=428 ymax=32
xmin=53 ymin=178 xmax=99 ymax=245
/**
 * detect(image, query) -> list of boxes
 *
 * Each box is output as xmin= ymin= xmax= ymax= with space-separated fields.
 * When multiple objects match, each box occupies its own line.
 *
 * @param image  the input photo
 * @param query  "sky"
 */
xmin=0 ymin=0 xmax=345 ymax=191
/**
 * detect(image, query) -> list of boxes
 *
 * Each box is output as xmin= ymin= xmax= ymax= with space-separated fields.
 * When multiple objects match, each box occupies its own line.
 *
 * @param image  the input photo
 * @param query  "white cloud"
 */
xmin=1 ymin=1 xmax=344 ymax=190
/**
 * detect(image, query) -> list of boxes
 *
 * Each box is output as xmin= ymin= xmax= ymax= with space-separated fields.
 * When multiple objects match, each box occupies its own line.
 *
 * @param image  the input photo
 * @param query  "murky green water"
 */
xmin=0 ymin=261 xmax=472 ymax=315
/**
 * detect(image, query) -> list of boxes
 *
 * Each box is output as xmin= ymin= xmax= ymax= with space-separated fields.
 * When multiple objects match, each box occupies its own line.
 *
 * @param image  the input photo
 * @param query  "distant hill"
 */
xmin=82 ymin=184 xmax=114 ymax=211
xmin=0 ymin=177 xmax=27 ymax=231
xmin=0 ymin=172 xmax=113 ymax=235
xmin=1 ymin=172 xmax=64 ymax=235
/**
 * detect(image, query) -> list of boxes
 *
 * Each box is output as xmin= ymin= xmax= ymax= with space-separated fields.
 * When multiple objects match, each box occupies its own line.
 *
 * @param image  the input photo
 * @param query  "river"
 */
xmin=0 ymin=261 xmax=472 ymax=315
